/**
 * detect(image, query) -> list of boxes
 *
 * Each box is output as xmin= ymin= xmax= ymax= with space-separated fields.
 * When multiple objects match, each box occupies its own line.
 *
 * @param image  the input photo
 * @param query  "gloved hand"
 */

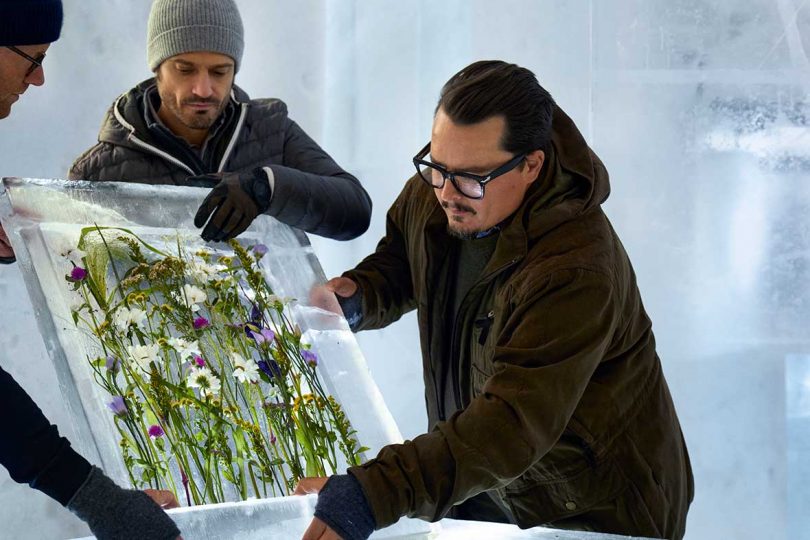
xmin=67 ymin=466 xmax=181 ymax=540
xmin=191 ymin=168 xmax=272 ymax=242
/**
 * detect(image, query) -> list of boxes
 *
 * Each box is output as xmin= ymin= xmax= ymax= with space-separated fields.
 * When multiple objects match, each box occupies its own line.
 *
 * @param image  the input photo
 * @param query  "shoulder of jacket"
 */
xmin=245 ymin=97 xmax=288 ymax=117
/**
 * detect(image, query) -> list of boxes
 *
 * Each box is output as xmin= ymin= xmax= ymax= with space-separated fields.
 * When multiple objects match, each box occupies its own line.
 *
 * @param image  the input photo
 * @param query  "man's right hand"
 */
xmin=0 ymin=224 xmax=16 ymax=264
xmin=310 ymin=277 xmax=358 ymax=316
xmin=324 ymin=277 xmax=358 ymax=298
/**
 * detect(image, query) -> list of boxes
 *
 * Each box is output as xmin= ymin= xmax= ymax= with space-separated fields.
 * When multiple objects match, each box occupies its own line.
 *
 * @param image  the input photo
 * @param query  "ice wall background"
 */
xmin=1 ymin=1 xmax=808 ymax=538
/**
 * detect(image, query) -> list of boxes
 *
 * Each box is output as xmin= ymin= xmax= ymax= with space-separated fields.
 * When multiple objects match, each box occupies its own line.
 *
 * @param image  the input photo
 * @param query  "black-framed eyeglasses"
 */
xmin=412 ymin=142 xmax=526 ymax=200
xmin=5 ymin=46 xmax=45 ymax=77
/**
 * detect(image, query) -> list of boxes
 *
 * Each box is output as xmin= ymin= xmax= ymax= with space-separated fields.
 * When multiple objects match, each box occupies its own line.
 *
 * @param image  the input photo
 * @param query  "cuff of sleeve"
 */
xmin=336 ymin=290 xmax=363 ymax=331
xmin=30 ymin=441 xmax=93 ymax=506
xmin=314 ymin=474 xmax=376 ymax=540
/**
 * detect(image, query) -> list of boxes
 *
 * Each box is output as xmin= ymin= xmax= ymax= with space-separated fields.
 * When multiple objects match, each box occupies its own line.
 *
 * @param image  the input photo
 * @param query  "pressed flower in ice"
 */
xmin=168 ymin=337 xmax=200 ymax=360
xmin=231 ymin=352 xmax=259 ymax=384
xmin=148 ymin=424 xmax=165 ymax=438
xmin=301 ymin=349 xmax=318 ymax=367
xmin=258 ymin=359 xmax=282 ymax=379
xmin=193 ymin=316 xmax=210 ymax=330
xmin=114 ymin=306 xmax=148 ymax=332
xmin=176 ymin=284 xmax=207 ymax=311
xmin=193 ymin=354 xmax=206 ymax=367
xmin=105 ymin=355 xmax=120 ymax=373
xmin=107 ymin=396 xmax=127 ymax=416
xmin=69 ymin=266 xmax=88 ymax=281
xmin=189 ymin=260 xmax=227 ymax=283
xmin=252 ymin=243 xmax=268 ymax=257
xmin=249 ymin=327 xmax=275 ymax=345
xmin=187 ymin=366 xmax=221 ymax=398
xmin=127 ymin=343 xmax=160 ymax=372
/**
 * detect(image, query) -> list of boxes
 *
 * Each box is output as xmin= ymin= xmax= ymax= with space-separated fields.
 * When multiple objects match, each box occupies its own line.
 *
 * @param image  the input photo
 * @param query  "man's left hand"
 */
xmin=191 ymin=169 xmax=272 ymax=242
xmin=302 ymin=517 xmax=344 ymax=540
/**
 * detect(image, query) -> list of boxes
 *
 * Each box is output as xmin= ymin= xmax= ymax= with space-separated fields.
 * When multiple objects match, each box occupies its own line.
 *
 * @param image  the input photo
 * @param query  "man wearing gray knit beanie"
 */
xmin=70 ymin=0 xmax=371 ymax=244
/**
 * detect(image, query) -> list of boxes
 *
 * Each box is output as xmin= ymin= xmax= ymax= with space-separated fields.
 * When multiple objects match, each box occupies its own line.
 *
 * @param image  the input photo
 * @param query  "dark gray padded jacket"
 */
xmin=69 ymin=79 xmax=371 ymax=240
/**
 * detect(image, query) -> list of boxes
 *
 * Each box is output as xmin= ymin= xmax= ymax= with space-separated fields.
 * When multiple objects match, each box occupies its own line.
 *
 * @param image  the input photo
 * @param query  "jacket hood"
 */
xmin=516 ymin=105 xmax=611 ymax=242
xmin=97 ymin=78 xmax=252 ymax=148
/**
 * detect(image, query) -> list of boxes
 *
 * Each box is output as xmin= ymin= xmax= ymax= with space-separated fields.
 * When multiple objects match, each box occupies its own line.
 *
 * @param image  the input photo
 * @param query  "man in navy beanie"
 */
xmin=0 ymin=1 xmax=182 ymax=538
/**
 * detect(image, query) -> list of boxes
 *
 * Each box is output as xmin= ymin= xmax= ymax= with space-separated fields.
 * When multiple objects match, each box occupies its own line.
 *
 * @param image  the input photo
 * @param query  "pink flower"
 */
xmin=193 ymin=317 xmax=210 ymax=329
xmin=148 ymin=424 xmax=164 ymax=438
xmin=193 ymin=355 xmax=206 ymax=367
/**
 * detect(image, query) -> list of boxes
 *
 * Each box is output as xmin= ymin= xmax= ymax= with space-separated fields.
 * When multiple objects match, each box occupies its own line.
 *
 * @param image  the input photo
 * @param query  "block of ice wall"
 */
xmin=0 ymin=177 xmax=431 ymax=537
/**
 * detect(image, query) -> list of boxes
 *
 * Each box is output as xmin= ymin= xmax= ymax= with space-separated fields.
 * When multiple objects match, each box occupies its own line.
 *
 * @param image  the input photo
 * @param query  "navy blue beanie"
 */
xmin=0 ymin=0 xmax=63 ymax=46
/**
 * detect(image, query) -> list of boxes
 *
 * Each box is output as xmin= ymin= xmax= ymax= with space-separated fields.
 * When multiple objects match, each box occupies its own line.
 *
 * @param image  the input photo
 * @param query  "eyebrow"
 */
xmin=430 ymin=155 xmax=500 ymax=174
xmin=174 ymin=60 xmax=234 ymax=69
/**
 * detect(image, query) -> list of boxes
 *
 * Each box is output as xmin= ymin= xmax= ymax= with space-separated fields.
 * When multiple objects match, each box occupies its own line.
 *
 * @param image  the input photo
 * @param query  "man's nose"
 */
xmin=192 ymin=73 xmax=214 ymax=98
xmin=24 ymin=65 xmax=45 ymax=87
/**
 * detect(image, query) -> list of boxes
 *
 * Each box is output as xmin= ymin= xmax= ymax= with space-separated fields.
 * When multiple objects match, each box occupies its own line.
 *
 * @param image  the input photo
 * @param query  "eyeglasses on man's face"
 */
xmin=412 ymin=142 xmax=527 ymax=200
xmin=5 ymin=46 xmax=46 ymax=77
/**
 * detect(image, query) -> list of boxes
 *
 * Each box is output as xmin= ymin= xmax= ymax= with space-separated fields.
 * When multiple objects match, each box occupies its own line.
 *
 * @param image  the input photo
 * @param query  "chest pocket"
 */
xmin=469 ymin=309 xmax=496 ymax=396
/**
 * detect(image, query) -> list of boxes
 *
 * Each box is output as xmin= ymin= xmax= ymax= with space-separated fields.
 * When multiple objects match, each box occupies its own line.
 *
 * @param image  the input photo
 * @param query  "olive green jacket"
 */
xmin=344 ymin=106 xmax=693 ymax=539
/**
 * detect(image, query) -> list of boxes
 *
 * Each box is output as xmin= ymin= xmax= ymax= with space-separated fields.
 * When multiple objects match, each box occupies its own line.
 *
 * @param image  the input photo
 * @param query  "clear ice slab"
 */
xmin=0 ymin=177 xmax=429 ymax=536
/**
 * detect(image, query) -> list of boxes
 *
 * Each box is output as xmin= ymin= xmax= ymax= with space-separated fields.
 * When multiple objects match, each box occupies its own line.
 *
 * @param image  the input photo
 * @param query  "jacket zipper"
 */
xmin=112 ymin=97 xmax=196 ymax=175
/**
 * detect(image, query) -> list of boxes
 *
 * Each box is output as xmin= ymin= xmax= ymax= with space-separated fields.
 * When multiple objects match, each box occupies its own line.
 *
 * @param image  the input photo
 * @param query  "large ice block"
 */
xmin=0 ymin=177 xmax=431 ymax=537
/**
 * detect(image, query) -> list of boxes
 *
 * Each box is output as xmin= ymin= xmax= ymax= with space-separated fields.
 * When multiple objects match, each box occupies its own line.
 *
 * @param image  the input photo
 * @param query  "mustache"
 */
xmin=182 ymin=98 xmax=220 ymax=106
xmin=441 ymin=200 xmax=477 ymax=215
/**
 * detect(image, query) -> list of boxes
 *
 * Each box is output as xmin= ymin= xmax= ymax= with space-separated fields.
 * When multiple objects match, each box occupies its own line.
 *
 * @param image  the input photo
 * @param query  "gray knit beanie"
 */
xmin=147 ymin=0 xmax=244 ymax=72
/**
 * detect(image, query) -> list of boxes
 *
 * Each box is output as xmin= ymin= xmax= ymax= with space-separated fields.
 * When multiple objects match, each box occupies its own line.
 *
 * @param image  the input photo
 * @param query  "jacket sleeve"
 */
xmin=0 ymin=365 xmax=93 ymax=505
xmin=342 ymin=179 xmax=422 ymax=330
xmin=265 ymin=119 xmax=372 ymax=241
xmin=348 ymin=268 xmax=620 ymax=527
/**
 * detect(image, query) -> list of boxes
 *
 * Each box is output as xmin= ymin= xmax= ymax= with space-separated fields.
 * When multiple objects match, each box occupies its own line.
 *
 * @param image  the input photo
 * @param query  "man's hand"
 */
xmin=310 ymin=277 xmax=357 ymax=315
xmin=302 ymin=517 xmax=344 ymax=540
xmin=0 ymin=223 xmax=16 ymax=264
xmin=324 ymin=277 xmax=358 ymax=298
xmin=191 ymin=169 xmax=272 ymax=242
xmin=294 ymin=476 xmax=330 ymax=495
xmin=144 ymin=489 xmax=180 ymax=509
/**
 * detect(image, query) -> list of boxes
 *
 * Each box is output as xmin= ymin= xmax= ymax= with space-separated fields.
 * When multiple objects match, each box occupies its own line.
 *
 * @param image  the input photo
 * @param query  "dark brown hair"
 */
xmin=437 ymin=60 xmax=556 ymax=154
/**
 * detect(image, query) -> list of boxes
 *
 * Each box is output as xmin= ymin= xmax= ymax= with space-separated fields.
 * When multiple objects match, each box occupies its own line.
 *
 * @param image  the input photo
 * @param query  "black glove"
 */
xmin=67 ymin=466 xmax=181 ymax=540
xmin=191 ymin=168 xmax=272 ymax=242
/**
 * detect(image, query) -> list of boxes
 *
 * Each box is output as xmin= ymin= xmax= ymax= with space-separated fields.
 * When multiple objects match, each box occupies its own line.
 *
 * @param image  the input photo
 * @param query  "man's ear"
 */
xmin=523 ymin=149 xmax=545 ymax=184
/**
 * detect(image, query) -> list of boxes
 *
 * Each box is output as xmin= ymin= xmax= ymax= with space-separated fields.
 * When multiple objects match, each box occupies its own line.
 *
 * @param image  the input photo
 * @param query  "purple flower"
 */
xmin=250 ymin=304 xmax=262 ymax=323
xmin=257 ymin=359 xmax=281 ymax=379
xmin=193 ymin=317 xmax=210 ymax=329
xmin=105 ymin=355 xmax=120 ymax=373
xmin=148 ymin=424 xmax=164 ymax=438
xmin=193 ymin=355 xmax=206 ymax=367
xmin=107 ymin=396 xmax=127 ymax=416
xmin=69 ymin=266 xmax=87 ymax=282
xmin=301 ymin=349 xmax=318 ymax=367
xmin=269 ymin=431 xmax=277 ymax=445
xmin=250 ymin=328 xmax=275 ymax=345
xmin=253 ymin=243 xmax=268 ymax=257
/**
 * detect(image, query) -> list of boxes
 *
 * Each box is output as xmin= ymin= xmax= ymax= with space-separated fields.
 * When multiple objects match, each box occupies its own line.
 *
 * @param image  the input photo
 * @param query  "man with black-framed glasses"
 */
xmin=298 ymin=60 xmax=693 ymax=540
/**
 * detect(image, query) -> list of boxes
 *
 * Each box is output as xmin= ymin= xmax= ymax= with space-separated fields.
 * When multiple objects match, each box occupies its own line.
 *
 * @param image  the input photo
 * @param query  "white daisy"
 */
xmin=187 ymin=366 xmax=221 ymax=398
xmin=113 ymin=306 xmax=148 ymax=331
xmin=174 ymin=284 xmax=207 ymax=312
xmin=190 ymin=261 xmax=227 ymax=283
xmin=230 ymin=352 xmax=259 ymax=384
xmin=167 ymin=337 xmax=201 ymax=360
xmin=127 ymin=343 xmax=160 ymax=373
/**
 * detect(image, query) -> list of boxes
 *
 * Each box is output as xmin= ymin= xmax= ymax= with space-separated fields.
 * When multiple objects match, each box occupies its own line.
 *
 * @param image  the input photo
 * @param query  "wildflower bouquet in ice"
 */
xmin=65 ymin=226 xmax=365 ymax=505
